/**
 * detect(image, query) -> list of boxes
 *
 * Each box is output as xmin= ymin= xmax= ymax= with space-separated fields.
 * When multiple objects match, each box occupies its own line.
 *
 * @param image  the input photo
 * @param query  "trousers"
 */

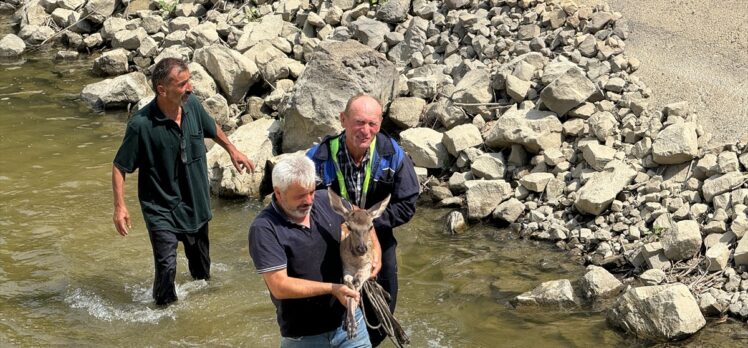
xmin=147 ymin=223 xmax=210 ymax=305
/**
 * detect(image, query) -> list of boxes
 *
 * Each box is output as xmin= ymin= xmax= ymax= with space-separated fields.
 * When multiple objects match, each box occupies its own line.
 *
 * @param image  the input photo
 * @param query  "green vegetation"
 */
xmin=155 ymin=0 xmax=177 ymax=15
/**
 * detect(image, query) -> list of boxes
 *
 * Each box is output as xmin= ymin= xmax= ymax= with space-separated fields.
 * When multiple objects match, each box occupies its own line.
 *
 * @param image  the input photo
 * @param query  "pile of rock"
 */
xmin=4 ymin=0 xmax=748 ymax=340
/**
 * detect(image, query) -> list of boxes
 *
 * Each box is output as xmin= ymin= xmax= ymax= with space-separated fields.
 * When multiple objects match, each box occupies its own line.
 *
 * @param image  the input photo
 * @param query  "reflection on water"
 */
xmin=0 ymin=17 xmax=745 ymax=348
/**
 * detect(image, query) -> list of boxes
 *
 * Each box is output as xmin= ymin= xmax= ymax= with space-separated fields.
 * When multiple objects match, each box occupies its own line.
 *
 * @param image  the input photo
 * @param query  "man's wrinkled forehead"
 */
xmin=344 ymin=95 xmax=382 ymax=117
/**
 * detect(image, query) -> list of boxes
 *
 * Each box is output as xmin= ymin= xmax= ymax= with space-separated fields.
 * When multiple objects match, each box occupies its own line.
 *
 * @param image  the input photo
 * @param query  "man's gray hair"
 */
xmin=272 ymin=155 xmax=316 ymax=192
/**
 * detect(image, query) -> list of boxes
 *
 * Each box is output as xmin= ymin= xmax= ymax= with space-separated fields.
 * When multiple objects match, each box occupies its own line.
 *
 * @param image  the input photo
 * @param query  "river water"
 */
xmin=0 ymin=17 xmax=744 ymax=348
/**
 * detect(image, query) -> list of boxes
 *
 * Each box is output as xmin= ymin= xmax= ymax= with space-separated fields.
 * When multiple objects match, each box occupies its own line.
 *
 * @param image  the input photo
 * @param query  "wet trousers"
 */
xmin=147 ymin=223 xmax=210 ymax=305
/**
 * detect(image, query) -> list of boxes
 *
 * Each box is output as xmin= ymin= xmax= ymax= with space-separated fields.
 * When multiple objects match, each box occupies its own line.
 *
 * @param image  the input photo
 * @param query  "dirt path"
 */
xmin=585 ymin=0 xmax=748 ymax=146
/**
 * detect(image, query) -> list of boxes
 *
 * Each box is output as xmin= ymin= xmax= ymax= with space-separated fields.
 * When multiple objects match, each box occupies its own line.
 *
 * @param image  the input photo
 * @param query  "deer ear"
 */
xmin=328 ymin=190 xmax=349 ymax=216
xmin=367 ymin=195 xmax=390 ymax=219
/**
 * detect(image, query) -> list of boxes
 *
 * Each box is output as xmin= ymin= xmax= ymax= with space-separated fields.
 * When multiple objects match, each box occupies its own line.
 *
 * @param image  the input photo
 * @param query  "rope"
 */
xmin=361 ymin=279 xmax=410 ymax=347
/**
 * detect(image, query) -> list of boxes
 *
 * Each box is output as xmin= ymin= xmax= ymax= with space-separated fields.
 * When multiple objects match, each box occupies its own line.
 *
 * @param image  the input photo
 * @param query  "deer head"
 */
xmin=328 ymin=190 xmax=390 ymax=256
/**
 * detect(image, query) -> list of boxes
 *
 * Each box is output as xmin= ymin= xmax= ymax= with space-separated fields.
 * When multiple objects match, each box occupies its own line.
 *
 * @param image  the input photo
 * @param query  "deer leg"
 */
xmin=344 ymin=275 xmax=357 ymax=339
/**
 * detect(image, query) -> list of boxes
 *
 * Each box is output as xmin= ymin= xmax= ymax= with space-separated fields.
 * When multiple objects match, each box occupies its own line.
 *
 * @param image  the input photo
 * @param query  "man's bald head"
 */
xmin=343 ymin=94 xmax=383 ymax=119
xmin=339 ymin=94 xmax=384 ymax=161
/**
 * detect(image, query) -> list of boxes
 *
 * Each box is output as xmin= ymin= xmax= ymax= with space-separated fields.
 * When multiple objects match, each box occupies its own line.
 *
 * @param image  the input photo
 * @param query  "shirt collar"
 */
xmin=148 ymin=97 xmax=190 ymax=123
xmin=270 ymin=195 xmax=313 ymax=228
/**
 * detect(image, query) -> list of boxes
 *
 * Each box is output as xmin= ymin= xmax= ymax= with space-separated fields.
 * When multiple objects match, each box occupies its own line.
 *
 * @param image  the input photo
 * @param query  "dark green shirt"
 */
xmin=113 ymin=94 xmax=217 ymax=233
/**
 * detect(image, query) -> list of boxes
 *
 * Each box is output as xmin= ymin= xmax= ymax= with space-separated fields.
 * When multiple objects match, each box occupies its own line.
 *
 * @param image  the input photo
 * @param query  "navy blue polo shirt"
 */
xmin=248 ymin=189 xmax=346 ymax=337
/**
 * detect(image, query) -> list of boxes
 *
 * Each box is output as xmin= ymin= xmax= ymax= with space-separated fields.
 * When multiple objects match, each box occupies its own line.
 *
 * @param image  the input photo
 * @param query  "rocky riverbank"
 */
xmin=2 ymin=0 xmax=747 ymax=342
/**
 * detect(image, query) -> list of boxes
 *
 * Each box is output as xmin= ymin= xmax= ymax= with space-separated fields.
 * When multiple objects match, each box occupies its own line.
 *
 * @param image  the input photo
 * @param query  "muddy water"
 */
xmin=1 ymin=18 xmax=745 ymax=348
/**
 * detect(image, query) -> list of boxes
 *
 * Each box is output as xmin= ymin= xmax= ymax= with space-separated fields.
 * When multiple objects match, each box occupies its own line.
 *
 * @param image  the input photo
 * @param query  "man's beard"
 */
xmin=286 ymin=205 xmax=312 ymax=219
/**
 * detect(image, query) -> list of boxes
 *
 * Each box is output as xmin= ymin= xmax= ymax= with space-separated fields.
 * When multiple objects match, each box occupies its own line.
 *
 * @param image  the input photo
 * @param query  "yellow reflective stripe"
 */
xmin=329 ymin=137 xmax=349 ymax=200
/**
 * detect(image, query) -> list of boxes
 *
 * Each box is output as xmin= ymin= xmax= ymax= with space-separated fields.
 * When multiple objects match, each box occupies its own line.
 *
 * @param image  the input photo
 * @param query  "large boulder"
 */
xmin=484 ymin=105 xmax=563 ymax=153
xmin=451 ymin=68 xmax=492 ymax=115
xmin=80 ymin=72 xmax=153 ymax=110
xmin=280 ymin=40 xmax=397 ymax=152
xmin=92 ymin=48 xmax=128 ymax=76
xmin=400 ymin=128 xmax=449 ymax=169
xmin=0 ymin=34 xmax=25 ymax=57
xmin=579 ymin=265 xmax=623 ymax=300
xmin=207 ymin=118 xmax=280 ymax=197
xmin=83 ymin=0 xmax=119 ymax=24
xmin=464 ymin=180 xmax=511 ymax=220
xmin=575 ymin=161 xmax=637 ymax=215
xmin=539 ymin=66 xmax=597 ymax=115
xmin=187 ymin=62 xmax=218 ymax=101
xmin=652 ymin=123 xmax=698 ymax=165
xmin=513 ymin=279 xmax=579 ymax=307
xmin=607 ymin=283 xmax=706 ymax=341
xmin=235 ymin=14 xmax=284 ymax=52
xmin=193 ymin=45 xmax=260 ymax=104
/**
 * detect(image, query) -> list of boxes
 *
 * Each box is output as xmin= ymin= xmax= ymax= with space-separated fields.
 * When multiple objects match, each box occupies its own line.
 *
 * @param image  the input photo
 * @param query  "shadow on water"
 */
xmin=0 ymin=14 xmax=746 ymax=348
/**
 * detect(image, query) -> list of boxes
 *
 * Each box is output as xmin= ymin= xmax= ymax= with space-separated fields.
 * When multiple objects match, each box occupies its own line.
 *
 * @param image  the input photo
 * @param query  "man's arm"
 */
xmin=212 ymin=124 xmax=255 ymax=173
xmin=112 ymin=165 xmax=131 ymax=236
xmin=373 ymin=155 xmax=419 ymax=232
xmin=261 ymin=269 xmax=360 ymax=307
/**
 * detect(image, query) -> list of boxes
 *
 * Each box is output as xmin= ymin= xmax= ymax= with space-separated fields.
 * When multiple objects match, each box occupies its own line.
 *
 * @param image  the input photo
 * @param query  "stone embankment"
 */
xmin=3 ymin=0 xmax=747 ymax=341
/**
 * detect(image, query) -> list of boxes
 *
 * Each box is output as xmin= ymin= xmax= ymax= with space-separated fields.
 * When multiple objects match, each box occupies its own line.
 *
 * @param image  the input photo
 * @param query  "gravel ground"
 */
xmin=595 ymin=0 xmax=748 ymax=146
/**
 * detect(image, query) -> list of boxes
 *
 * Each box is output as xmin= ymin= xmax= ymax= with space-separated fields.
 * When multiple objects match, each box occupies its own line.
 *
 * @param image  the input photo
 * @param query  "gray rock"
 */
xmin=702 ymin=172 xmax=748 ymax=202
xmin=580 ymin=265 xmax=623 ymax=300
xmin=514 ymin=279 xmax=579 ymax=307
xmin=169 ymin=16 xmax=199 ymax=32
xmin=581 ymin=142 xmax=616 ymax=171
xmin=17 ymin=25 xmax=55 ymax=45
xmin=202 ymin=93 xmax=233 ymax=130
xmin=445 ymin=210 xmax=467 ymax=235
xmin=652 ymin=123 xmax=699 ymax=165
xmin=193 ymin=44 xmax=260 ymax=104
xmin=471 ymin=153 xmax=506 ymax=180
xmin=442 ymin=123 xmax=482 ymax=157
xmin=661 ymin=220 xmax=702 ymax=261
xmin=83 ymin=0 xmax=117 ymax=24
xmin=639 ymin=269 xmax=666 ymax=286
xmin=92 ymin=48 xmax=128 ymax=76
xmin=540 ymin=66 xmax=597 ymax=115
xmin=607 ymin=283 xmax=706 ymax=341
xmin=236 ymin=14 xmax=284 ymax=52
xmin=101 ymin=17 xmax=127 ymax=40
xmin=519 ymin=172 xmax=555 ymax=192
xmin=111 ymin=27 xmax=147 ymax=50
xmin=704 ymin=243 xmax=730 ymax=272
xmin=186 ymin=22 xmax=220 ymax=49
xmin=0 ymin=34 xmax=25 ymax=57
xmin=187 ymin=62 xmax=217 ymax=101
xmin=505 ymin=74 xmax=532 ymax=102
xmin=734 ymin=236 xmax=748 ymax=266
xmin=575 ymin=161 xmax=637 ymax=215
xmin=465 ymin=180 xmax=511 ymax=220
xmin=492 ymin=198 xmax=525 ymax=223
xmin=389 ymin=97 xmax=426 ymax=129
xmin=400 ymin=127 xmax=449 ymax=169
xmin=351 ymin=16 xmax=389 ymax=49
xmin=484 ymin=106 xmax=563 ymax=154
xmin=451 ymin=68 xmax=492 ymax=115
xmin=375 ymin=0 xmax=410 ymax=23
xmin=80 ymin=72 xmax=154 ymax=110
xmin=281 ymin=40 xmax=396 ymax=152
xmin=207 ymin=118 xmax=280 ymax=197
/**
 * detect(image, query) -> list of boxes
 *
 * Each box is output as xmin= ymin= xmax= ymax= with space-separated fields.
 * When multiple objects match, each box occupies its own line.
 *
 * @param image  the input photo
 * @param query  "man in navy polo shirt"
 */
xmin=249 ymin=155 xmax=377 ymax=347
xmin=112 ymin=58 xmax=254 ymax=306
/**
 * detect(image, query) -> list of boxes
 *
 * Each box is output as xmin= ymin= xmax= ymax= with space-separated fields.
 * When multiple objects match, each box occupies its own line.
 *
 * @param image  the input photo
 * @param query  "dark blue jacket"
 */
xmin=306 ymin=132 xmax=419 ymax=246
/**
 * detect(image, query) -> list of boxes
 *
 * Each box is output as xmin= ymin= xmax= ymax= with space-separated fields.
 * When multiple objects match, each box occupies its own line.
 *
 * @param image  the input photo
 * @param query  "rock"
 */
xmin=0 ymin=34 xmax=25 ymax=57
xmin=92 ymin=48 xmax=128 ymax=76
xmin=375 ymin=0 xmax=410 ymax=23
xmin=704 ymin=243 xmax=730 ymax=272
xmin=698 ymin=293 xmax=724 ymax=317
xmin=519 ymin=172 xmax=554 ymax=192
xmin=351 ymin=16 xmax=389 ymax=49
xmin=581 ymin=142 xmax=616 ymax=171
xmin=445 ymin=210 xmax=467 ymax=235
xmin=639 ymin=269 xmax=666 ymax=286
xmin=17 ymin=25 xmax=55 ymax=45
xmin=734 ymin=237 xmax=748 ymax=266
xmin=186 ymin=22 xmax=220 ymax=49
xmin=505 ymin=74 xmax=532 ymax=102
xmin=492 ymin=198 xmax=525 ymax=223
xmin=193 ymin=44 xmax=259 ymax=104
xmin=202 ymin=94 xmax=233 ymax=130
xmin=236 ymin=14 xmax=284 ymax=52
xmin=641 ymin=242 xmax=672 ymax=271
xmin=464 ymin=180 xmax=511 ymax=220
xmin=661 ymin=220 xmax=702 ymax=261
xmin=80 ymin=72 xmax=154 ymax=110
xmin=607 ymin=283 xmax=706 ymax=341
xmin=388 ymin=97 xmax=425 ymax=129
xmin=513 ymin=279 xmax=579 ymax=307
xmin=451 ymin=68 xmax=492 ymax=115
xmin=400 ymin=127 xmax=449 ymax=169
xmin=111 ymin=27 xmax=147 ymax=50
xmin=187 ymin=62 xmax=217 ymax=101
xmin=485 ymin=106 xmax=563 ymax=154
xmin=207 ymin=118 xmax=280 ymax=197
xmin=652 ymin=123 xmax=699 ymax=165
xmin=427 ymin=99 xmax=470 ymax=129
xmin=83 ymin=0 xmax=117 ymax=24
xmin=443 ymin=124 xmax=482 ymax=157
xmin=702 ymin=172 xmax=748 ymax=202
xmin=575 ymin=161 xmax=637 ymax=215
xmin=540 ymin=66 xmax=597 ymax=115
xmin=281 ymin=40 xmax=396 ymax=152
xmin=580 ymin=265 xmax=623 ymax=300
xmin=471 ymin=153 xmax=506 ymax=180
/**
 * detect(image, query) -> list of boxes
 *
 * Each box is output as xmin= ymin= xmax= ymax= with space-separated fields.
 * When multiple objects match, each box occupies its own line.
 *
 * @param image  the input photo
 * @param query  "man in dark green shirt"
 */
xmin=111 ymin=58 xmax=254 ymax=306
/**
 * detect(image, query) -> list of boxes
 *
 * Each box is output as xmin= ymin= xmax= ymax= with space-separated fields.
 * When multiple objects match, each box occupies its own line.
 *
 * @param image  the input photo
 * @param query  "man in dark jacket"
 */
xmin=306 ymin=94 xmax=419 ymax=346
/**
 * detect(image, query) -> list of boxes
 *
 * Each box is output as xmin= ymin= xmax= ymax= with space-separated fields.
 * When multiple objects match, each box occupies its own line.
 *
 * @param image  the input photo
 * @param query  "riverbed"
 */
xmin=0 ymin=17 xmax=744 ymax=348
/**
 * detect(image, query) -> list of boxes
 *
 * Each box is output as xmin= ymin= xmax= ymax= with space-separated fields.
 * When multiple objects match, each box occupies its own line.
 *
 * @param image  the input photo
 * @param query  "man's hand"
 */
xmin=230 ymin=148 xmax=255 ymax=174
xmin=113 ymin=205 xmax=131 ymax=236
xmin=332 ymin=283 xmax=360 ymax=308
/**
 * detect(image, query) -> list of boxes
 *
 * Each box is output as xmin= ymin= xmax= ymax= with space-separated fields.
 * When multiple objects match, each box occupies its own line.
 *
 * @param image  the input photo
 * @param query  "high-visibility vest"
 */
xmin=329 ymin=136 xmax=376 ymax=207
